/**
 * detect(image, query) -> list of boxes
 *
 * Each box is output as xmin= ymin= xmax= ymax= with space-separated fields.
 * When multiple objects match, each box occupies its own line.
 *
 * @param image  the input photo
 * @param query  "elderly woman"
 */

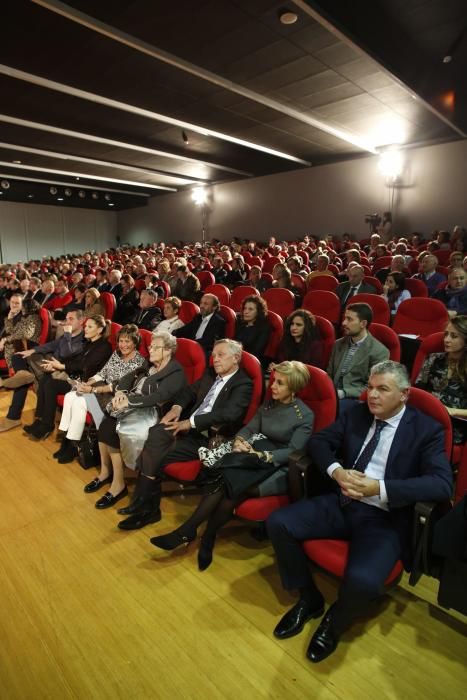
xmin=415 ymin=316 xmax=467 ymax=445
xmin=234 ymin=295 xmax=271 ymax=365
xmin=55 ymin=324 xmax=146 ymax=463
xmin=88 ymin=330 xmax=187 ymax=510
xmin=84 ymin=287 xmax=105 ymax=317
xmin=156 ymin=296 xmax=184 ymax=334
xmin=151 ymin=361 xmax=313 ymax=570
xmin=24 ymin=314 xmax=112 ymax=440
xmin=0 ymin=295 xmax=42 ymax=371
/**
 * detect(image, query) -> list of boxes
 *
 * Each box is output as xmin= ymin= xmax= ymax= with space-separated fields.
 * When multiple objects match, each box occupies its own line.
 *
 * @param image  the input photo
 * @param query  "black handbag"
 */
xmin=77 ymin=426 xmax=101 ymax=469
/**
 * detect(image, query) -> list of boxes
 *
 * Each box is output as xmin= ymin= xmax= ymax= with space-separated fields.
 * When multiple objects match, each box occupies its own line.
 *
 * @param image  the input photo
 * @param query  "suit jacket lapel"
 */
xmin=385 ymin=407 xmax=414 ymax=475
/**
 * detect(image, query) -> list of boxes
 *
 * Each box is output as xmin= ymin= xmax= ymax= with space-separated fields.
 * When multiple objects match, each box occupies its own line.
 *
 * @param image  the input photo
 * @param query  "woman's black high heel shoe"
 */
xmin=150 ymin=527 xmax=196 ymax=551
xmin=197 ymin=535 xmax=215 ymax=571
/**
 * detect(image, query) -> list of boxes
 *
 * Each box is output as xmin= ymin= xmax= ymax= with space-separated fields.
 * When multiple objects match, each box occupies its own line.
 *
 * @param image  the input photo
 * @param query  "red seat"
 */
xmin=297 ymin=250 xmax=309 ymax=267
xmin=204 ymin=284 xmax=231 ymax=306
xmin=263 ymin=310 xmax=283 ymax=361
xmin=174 ymin=338 xmax=206 ymax=384
xmin=302 ymin=290 xmax=341 ymax=325
xmin=369 ymin=323 xmax=401 ymax=361
xmin=196 ymin=271 xmax=215 ymax=290
xmin=109 ymin=322 xmax=122 ymax=351
xmin=434 ymin=249 xmax=453 ymax=265
xmin=230 ymin=286 xmax=259 ymax=312
xmin=164 ymin=350 xmax=263 ymax=483
xmin=410 ymin=331 xmax=445 ymax=383
xmin=306 ymin=275 xmax=338 ymax=292
xmin=302 ymin=388 xmax=453 ymax=587
xmin=392 ymin=299 xmax=449 ymax=338
xmin=249 ymin=256 xmax=263 ymax=268
xmin=262 ymin=288 xmax=295 ymax=318
xmin=405 ymin=278 xmax=428 ymax=298
xmin=179 ymin=301 xmax=200 ymax=324
xmin=291 ymin=274 xmax=306 ymax=294
xmin=134 ymin=279 xmax=146 ymax=293
xmin=348 ymin=293 xmax=390 ymax=325
xmin=262 ymin=256 xmax=282 ymax=273
xmin=363 ymin=275 xmax=384 ymax=294
xmin=219 ymin=305 xmax=236 ymax=339
xmin=138 ymin=328 xmax=153 ymax=358
xmin=236 ymin=366 xmax=337 ymax=521
xmin=0 ymin=307 xmax=52 ymax=375
xmin=100 ymin=292 xmax=116 ymax=320
xmin=372 ymin=255 xmax=393 ymax=273
xmin=314 ymin=315 xmax=336 ymax=368
xmin=158 ymin=280 xmax=171 ymax=299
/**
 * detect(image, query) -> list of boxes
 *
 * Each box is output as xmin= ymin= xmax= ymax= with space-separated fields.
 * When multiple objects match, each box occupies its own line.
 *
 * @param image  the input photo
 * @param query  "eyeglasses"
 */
xmin=150 ymin=344 xmax=166 ymax=350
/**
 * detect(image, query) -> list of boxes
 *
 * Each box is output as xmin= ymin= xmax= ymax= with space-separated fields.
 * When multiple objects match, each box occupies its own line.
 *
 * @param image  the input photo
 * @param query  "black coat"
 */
xmin=173 ymin=312 xmax=226 ymax=357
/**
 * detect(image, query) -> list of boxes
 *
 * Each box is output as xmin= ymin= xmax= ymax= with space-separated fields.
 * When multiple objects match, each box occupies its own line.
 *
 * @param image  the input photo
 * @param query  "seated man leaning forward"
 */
xmin=267 ymin=360 xmax=452 ymax=664
xmin=117 ymin=338 xmax=253 ymax=530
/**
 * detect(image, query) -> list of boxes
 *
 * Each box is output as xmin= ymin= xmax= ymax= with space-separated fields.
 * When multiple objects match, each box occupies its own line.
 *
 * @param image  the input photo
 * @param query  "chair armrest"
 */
xmin=409 ymin=500 xmax=450 ymax=586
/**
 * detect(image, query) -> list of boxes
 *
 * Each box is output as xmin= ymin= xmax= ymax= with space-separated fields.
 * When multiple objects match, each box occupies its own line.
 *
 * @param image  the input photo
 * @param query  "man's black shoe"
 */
xmin=306 ymin=611 xmax=339 ymax=663
xmin=273 ymin=597 xmax=325 ymax=640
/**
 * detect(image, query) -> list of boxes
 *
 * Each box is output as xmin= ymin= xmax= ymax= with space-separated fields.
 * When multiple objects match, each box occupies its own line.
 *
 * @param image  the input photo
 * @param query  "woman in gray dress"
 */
xmin=150 ymin=360 xmax=313 ymax=570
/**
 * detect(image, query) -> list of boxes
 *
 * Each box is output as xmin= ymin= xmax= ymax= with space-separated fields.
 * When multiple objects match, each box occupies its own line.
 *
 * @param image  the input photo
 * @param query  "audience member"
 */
xmin=0 ymin=295 xmax=42 ymax=372
xmin=172 ymin=265 xmax=201 ymax=302
xmin=133 ymin=289 xmax=162 ymax=330
xmin=432 ymin=268 xmax=467 ymax=317
xmin=413 ymin=254 xmax=447 ymax=296
xmin=335 ymin=266 xmax=377 ymax=309
xmin=267 ymin=360 xmax=452 ymax=663
xmin=174 ymin=293 xmax=225 ymax=358
xmin=113 ymin=274 xmax=139 ymax=325
xmin=156 ymin=296 xmax=185 ymax=334
xmin=273 ymin=309 xmax=323 ymax=368
xmin=234 ymin=295 xmax=270 ymax=366
xmin=382 ymin=272 xmax=411 ymax=317
xmin=248 ymin=265 xmax=271 ymax=293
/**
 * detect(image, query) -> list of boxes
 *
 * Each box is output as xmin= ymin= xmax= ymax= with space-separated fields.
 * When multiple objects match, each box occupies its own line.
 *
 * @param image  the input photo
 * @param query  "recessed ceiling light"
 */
xmin=28 ymin=194 xmax=34 ymax=198
xmin=12 ymin=159 xmax=22 ymax=164
xmin=108 ymin=202 xmax=115 ymax=206
xmin=279 ymin=11 xmax=298 ymax=25
xmin=57 ymin=197 xmax=64 ymax=201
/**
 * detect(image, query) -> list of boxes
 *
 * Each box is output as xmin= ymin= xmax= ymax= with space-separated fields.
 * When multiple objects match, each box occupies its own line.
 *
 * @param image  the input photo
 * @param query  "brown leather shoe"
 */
xmin=2 ymin=370 xmax=35 ymax=389
xmin=0 ymin=417 xmax=22 ymax=432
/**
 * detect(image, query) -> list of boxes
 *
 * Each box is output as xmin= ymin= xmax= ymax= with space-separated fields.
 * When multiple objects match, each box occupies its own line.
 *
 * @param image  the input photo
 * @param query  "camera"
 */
xmin=364 ymin=213 xmax=382 ymax=226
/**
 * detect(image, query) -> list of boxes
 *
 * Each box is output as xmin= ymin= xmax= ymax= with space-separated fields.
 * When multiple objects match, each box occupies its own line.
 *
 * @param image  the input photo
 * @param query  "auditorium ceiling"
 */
xmin=0 ymin=0 xmax=465 ymax=210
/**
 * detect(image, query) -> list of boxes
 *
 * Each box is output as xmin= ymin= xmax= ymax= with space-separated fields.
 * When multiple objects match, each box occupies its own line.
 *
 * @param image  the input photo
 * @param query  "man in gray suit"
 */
xmin=327 ymin=303 xmax=389 ymax=413
xmin=335 ymin=265 xmax=377 ymax=309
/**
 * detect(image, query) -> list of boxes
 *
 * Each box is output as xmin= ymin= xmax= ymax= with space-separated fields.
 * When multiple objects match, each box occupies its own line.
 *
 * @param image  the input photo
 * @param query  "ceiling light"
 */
xmin=57 ymin=197 xmax=64 ymax=201
xmin=28 ymin=194 xmax=34 ymax=198
xmin=49 ymin=186 xmax=58 ymax=195
xmin=12 ymin=159 xmax=22 ymax=164
xmin=1 ymin=179 xmax=10 ymax=189
xmin=370 ymin=117 xmax=407 ymax=148
xmin=64 ymin=188 xmax=72 ymax=196
xmin=182 ymin=130 xmax=189 ymax=145
xmin=108 ymin=202 xmax=115 ymax=206
xmin=91 ymin=192 xmax=98 ymax=200
xmin=191 ymin=186 xmax=207 ymax=206
xmin=279 ymin=11 xmax=298 ymax=25
xmin=104 ymin=193 xmax=111 ymax=201
xmin=78 ymin=190 xmax=86 ymax=198
xmin=443 ymin=55 xmax=452 ymax=64
xmin=378 ymin=149 xmax=404 ymax=181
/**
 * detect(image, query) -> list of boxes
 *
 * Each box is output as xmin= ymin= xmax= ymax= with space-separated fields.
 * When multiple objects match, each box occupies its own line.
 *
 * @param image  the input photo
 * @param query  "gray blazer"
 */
xmin=327 ymin=332 xmax=389 ymax=398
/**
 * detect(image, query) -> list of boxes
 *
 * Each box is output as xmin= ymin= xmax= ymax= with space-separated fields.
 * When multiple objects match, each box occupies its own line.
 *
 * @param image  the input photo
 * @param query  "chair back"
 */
xmin=363 ymin=275 xmax=384 ymax=294
xmin=405 ymin=278 xmax=428 ymax=298
xmin=262 ymin=288 xmax=295 ymax=318
xmin=307 ymin=275 xmax=338 ymax=292
xmin=219 ymin=305 xmax=236 ymax=338
xmin=109 ymin=322 xmax=122 ymax=351
xmin=262 ymin=256 xmax=282 ymax=273
xmin=392 ymin=299 xmax=449 ymax=338
xmin=410 ymin=331 xmax=444 ymax=382
xmin=174 ymin=338 xmax=206 ymax=384
xmin=314 ymin=315 xmax=336 ymax=368
xmin=263 ymin=310 xmax=283 ymax=360
xmin=179 ymin=301 xmax=200 ymax=324
xmin=372 ymin=255 xmax=393 ymax=272
xmin=38 ymin=307 xmax=51 ymax=344
xmin=349 ymin=293 xmax=390 ymax=325
xmin=134 ymin=279 xmax=146 ymax=293
xmin=369 ymin=323 xmax=401 ymax=361
xmin=230 ymin=286 xmax=259 ymax=312
xmin=100 ymin=292 xmax=116 ymax=320
xmin=302 ymin=290 xmax=341 ymax=325
xmin=291 ymin=274 xmax=306 ymax=294
xmin=196 ymin=271 xmax=215 ymax=290
xmin=239 ymin=351 xmax=264 ymax=424
xmin=138 ymin=328 xmax=153 ymax=358
xmin=204 ymin=284 xmax=230 ymax=306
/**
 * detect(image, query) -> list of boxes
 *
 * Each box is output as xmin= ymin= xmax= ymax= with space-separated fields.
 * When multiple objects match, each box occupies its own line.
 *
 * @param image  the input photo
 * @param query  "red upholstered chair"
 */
xmin=363 ymin=275 xmax=384 ymax=294
xmin=179 ymin=301 xmax=200 ymax=324
xmin=454 ymin=446 xmax=467 ymax=503
xmin=307 ymin=275 xmax=338 ymax=292
xmin=134 ymin=279 xmax=146 ymax=293
xmin=138 ymin=328 xmax=153 ymax=358
xmin=163 ymin=351 xmax=263 ymax=483
xmin=328 ymin=264 xmax=340 ymax=276
xmin=219 ymin=305 xmax=236 ymax=339
xmin=262 ymin=256 xmax=282 ymax=273
xmin=262 ymin=288 xmax=295 ymax=318
xmin=158 ymin=280 xmax=171 ymax=299
xmin=235 ymin=366 xmax=337 ymax=522
xmin=263 ymin=310 xmax=283 ymax=361
xmin=249 ymin=256 xmax=263 ymax=268
xmin=302 ymin=387 xmax=453 ymax=587
xmin=174 ymin=338 xmax=206 ymax=384
xmin=435 ymin=249 xmax=453 ymax=265
xmin=297 ymin=250 xmax=309 ymax=267
xmin=109 ymin=322 xmax=122 ymax=351
xmin=410 ymin=332 xmax=444 ymax=383
xmin=0 ymin=307 xmax=52 ymax=375
xmin=302 ymin=290 xmax=341 ymax=325
xmin=230 ymin=286 xmax=259 ymax=312
xmin=372 ymin=255 xmax=393 ymax=273
xmin=291 ymin=274 xmax=307 ymax=295
xmin=314 ymin=315 xmax=336 ymax=368
xmin=392 ymin=299 xmax=449 ymax=338
xmin=405 ymin=278 xmax=428 ymax=298
xmin=369 ymin=323 xmax=401 ymax=361
xmin=196 ymin=271 xmax=215 ymax=290
xmin=204 ymin=284 xmax=231 ymax=306
xmin=348 ymin=293 xmax=390 ymax=325
xmin=100 ymin=292 xmax=116 ymax=320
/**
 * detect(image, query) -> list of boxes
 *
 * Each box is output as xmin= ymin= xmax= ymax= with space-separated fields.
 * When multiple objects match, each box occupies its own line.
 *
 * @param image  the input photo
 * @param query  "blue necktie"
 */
xmin=340 ymin=420 xmax=387 ymax=506
xmin=192 ymin=376 xmax=223 ymax=417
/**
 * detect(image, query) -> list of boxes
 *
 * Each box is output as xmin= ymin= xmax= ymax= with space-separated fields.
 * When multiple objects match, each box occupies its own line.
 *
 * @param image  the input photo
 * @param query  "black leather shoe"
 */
xmin=149 ymin=527 xmax=196 ymax=549
xmin=273 ymin=598 xmax=325 ymax=640
xmin=118 ymin=509 xmax=162 ymax=530
xmin=197 ymin=538 xmax=214 ymax=571
xmin=84 ymin=476 xmax=112 ymax=493
xmin=28 ymin=422 xmax=53 ymax=440
xmin=95 ymin=487 xmax=128 ymax=510
xmin=117 ymin=497 xmax=146 ymax=516
xmin=57 ymin=442 xmax=78 ymax=464
xmin=24 ymin=420 xmax=42 ymax=435
xmin=306 ymin=612 xmax=339 ymax=663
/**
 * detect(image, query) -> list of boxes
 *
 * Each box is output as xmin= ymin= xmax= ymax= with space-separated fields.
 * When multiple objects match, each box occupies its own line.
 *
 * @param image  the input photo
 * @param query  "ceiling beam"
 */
xmin=0 ymin=173 xmax=150 ymax=197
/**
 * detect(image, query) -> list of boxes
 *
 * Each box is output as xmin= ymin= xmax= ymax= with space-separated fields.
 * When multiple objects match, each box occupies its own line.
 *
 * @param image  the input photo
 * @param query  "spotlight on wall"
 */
xmin=182 ymin=130 xmax=189 ymax=145
xmin=78 ymin=190 xmax=86 ymax=198
xmin=378 ymin=149 xmax=403 ymax=181
xmin=1 ymin=179 xmax=10 ymax=190
xmin=49 ymin=186 xmax=58 ymax=195
xmin=64 ymin=188 xmax=72 ymax=197
xmin=191 ymin=186 xmax=207 ymax=206
xmin=91 ymin=192 xmax=98 ymax=200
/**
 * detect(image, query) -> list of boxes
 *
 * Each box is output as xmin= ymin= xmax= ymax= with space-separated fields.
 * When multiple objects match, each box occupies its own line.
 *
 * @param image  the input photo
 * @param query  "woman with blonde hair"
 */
xmin=151 ymin=360 xmax=313 ymax=570
xmin=84 ymin=287 xmax=105 ymax=317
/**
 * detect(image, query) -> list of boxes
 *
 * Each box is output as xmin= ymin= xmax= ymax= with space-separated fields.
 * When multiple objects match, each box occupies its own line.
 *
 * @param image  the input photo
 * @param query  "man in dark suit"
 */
xmin=172 ymin=265 xmax=201 ymax=302
xmin=267 ymin=360 xmax=452 ymax=663
xmin=133 ymin=289 xmax=162 ymax=330
xmin=174 ymin=293 xmax=226 ymax=357
xmin=335 ymin=265 xmax=377 ymax=309
xmin=118 ymin=339 xmax=253 ymax=530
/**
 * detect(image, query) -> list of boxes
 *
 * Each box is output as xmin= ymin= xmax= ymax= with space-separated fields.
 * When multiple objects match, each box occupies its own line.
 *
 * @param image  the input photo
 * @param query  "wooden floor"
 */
xmin=0 ymin=391 xmax=466 ymax=700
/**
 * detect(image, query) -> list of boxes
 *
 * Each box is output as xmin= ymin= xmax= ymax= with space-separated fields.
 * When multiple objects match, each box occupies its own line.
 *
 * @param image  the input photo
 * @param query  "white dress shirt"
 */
xmin=189 ymin=369 xmax=238 ymax=428
xmin=195 ymin=312 xmax=214 ymax=339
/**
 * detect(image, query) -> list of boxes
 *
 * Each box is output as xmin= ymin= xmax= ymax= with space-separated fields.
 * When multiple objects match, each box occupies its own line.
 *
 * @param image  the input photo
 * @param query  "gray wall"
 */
xmin=118 ymin=138 xmax=467 ymax=244
xmin=0 ymin=201 xmax=117 ymax=263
